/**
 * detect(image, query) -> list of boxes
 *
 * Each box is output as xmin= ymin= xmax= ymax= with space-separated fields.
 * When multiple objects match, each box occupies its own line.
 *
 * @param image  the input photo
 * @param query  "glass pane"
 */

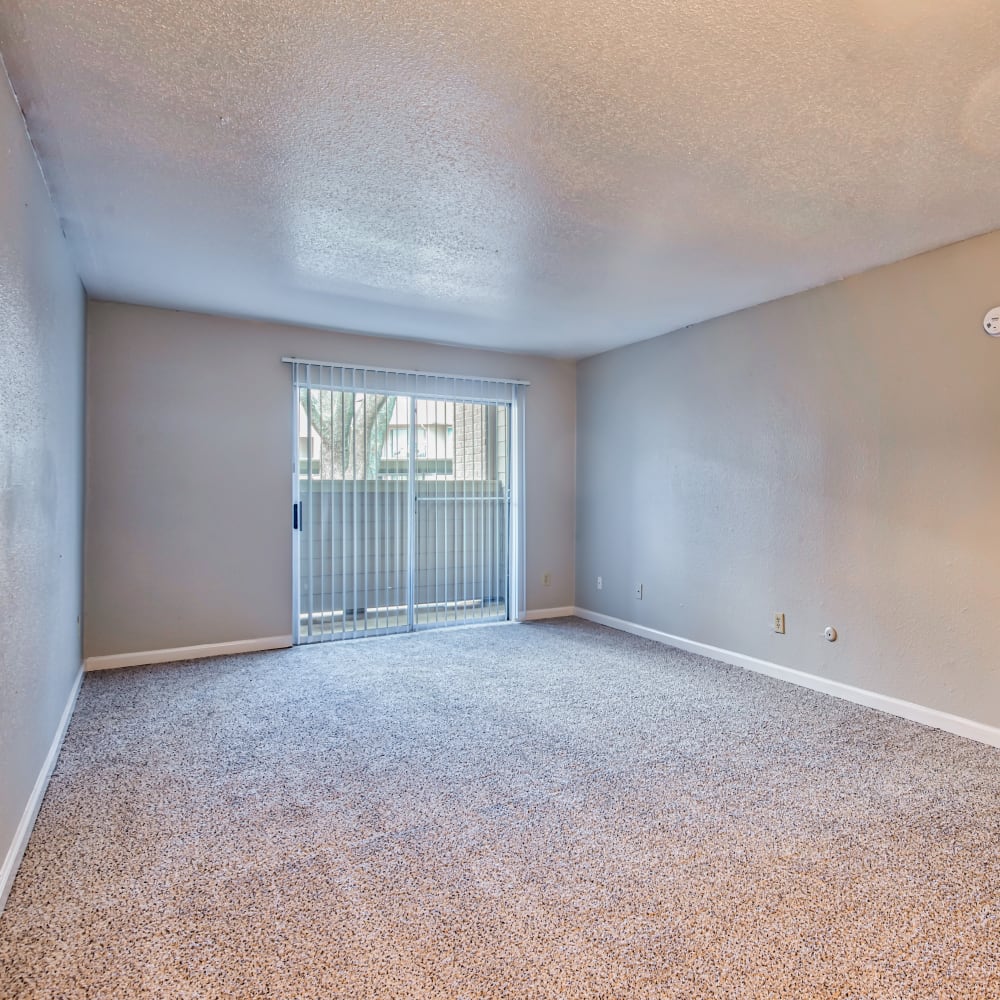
xmin=298 ymin=391 xmax=410 ymax=639
xmin=413 ymin=400 xmax=508 ymax=628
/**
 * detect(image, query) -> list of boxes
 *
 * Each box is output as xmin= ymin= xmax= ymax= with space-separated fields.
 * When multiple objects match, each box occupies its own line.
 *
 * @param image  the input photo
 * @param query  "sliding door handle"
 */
xmin=293 ymin=501 xmax=302 ymax=531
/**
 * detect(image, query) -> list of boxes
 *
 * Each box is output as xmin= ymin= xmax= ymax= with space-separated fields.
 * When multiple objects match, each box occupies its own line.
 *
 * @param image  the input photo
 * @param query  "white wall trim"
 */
xmin=574 ymin=608 xmax=1000 ymax=750
xmin=85 ymin=635 xmax=293 ymax=672
xmin=524 ymin=606 xmax=576 ymax=621
xmin=0 ymin=665 xmax=84 ymax=916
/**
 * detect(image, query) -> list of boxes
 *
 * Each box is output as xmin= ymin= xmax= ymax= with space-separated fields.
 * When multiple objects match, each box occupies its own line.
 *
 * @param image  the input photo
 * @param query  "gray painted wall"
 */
xmin=85 ymin=302 xmax=576 ymax=658
xmin=577 ymin=230 xmax=1000 ymax=729
xmin=0 ymin=67 xmax=85 ymax=881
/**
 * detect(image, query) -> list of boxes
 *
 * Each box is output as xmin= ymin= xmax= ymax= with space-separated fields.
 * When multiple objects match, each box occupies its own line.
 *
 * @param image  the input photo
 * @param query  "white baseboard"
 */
xmin=524 ymin=606 xmax=576 ymax=621
xmin=85 ymin=635 xmax=293 ymax=672
xmin=1 ymin=664 xmax=84 ymax=916
xmin=574 ymin=608 xmax=1000 ymax=750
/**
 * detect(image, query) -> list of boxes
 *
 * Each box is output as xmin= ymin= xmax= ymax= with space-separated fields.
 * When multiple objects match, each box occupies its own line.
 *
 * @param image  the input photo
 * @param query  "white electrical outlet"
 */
xmin=635 ymin=583 xmax=643 ymax=600
xmin=596 ymin=576 xmax=603 ymax=590
xmin=774 ymin=612 xmax=786 ymax=634
xmin=542 ymin=572 xmax=551 ymax=587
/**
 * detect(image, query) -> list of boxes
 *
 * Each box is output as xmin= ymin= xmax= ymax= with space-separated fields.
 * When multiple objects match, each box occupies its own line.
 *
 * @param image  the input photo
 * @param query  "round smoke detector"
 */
xmin=984 ymin=308 xmax=1000 ymax=336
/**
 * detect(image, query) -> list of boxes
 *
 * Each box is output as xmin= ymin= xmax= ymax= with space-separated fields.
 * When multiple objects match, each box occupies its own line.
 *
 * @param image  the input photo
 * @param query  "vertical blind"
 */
xmin=285 ymin=359 xmax=528 ymax=642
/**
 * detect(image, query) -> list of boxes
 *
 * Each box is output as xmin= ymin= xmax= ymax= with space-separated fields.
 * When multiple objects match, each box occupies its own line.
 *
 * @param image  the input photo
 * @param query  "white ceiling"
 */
xmin=3 ymin=1 xmax=1000 ymax=358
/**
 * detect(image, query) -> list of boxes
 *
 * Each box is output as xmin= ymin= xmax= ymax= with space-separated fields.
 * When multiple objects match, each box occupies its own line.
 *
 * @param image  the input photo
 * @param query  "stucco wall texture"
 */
xmin=577 ymin=229 xmax=1000 ymax=731
xmin=0 ymin=64 xmax=85 ymax=886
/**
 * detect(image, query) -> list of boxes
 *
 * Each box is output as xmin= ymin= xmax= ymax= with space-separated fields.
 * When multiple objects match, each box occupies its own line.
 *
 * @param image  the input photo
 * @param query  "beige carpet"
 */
xmin=1 ymin=618 xmax=998 ymax=998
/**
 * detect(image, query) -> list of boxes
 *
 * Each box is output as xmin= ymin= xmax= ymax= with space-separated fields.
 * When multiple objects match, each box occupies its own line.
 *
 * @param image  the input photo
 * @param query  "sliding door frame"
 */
xmin=287 ymin=359 xmax=527 ymax=644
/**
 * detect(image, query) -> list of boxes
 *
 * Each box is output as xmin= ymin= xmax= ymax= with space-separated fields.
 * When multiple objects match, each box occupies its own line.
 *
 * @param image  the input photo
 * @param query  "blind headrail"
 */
xmin=282 ymin=357 xmax=529 ymax=387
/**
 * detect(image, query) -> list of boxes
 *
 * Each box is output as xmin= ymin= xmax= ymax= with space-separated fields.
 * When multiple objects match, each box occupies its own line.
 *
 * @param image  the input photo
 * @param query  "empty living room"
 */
xmin=2 ymin=1 xmax=999 ymax=997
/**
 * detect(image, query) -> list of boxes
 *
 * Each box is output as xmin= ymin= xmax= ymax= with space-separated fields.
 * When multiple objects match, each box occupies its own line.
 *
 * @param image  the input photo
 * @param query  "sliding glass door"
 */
xmin=290 ymin=363 xmax=521 ymax=643
xmin=412 ymin=399 xmax=509 ymax=628
xmin=295 ymin=387 xmax=412 ymax=640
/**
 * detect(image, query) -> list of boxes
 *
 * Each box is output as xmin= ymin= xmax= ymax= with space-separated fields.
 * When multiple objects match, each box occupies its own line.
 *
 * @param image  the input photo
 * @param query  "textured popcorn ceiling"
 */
xmin=2 ymin=0 xmax=1000 ymax=357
